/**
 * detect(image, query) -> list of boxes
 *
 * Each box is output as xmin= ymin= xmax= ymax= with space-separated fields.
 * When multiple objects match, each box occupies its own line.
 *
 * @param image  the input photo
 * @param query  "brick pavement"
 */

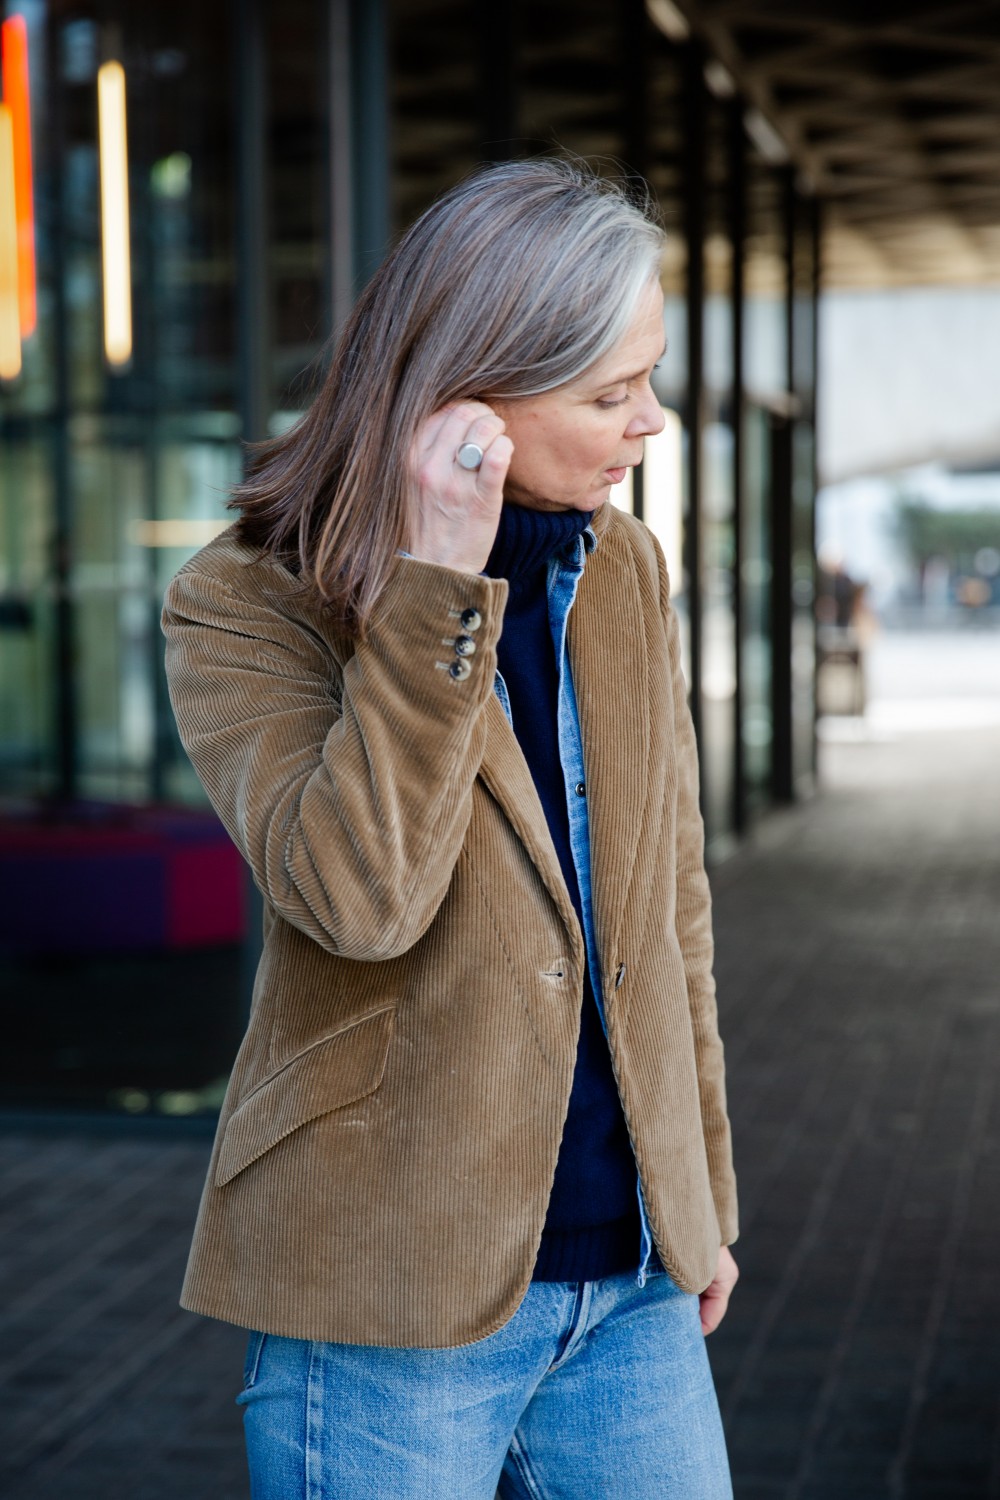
xmin=709 ymin=724 xmax=1000 ymax=1500
xmin=2 ymin=723 xmax=998 ymax=1499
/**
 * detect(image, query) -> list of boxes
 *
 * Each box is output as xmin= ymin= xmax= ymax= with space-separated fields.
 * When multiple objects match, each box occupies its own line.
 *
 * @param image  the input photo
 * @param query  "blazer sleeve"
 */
xmin=653 ymin=538 xmax=739 ymax=1246
xmin=162 ymin=549 xmax=508 ymax=962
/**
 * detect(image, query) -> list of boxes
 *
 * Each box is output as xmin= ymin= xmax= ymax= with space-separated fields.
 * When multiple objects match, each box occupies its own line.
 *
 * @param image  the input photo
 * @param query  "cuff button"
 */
xmin=459 ymin=607 xmax=482 ymax=632
xmin=454 ymin=634 xmax=477 ymax=657
xmin=449 ymin=658 xmax=472 ymax=681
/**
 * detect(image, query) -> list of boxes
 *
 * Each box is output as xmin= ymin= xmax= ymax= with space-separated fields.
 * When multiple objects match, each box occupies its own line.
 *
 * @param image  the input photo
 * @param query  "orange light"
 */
xmin=0 ymin=103 xmax=20 ymax=378
xmin=1 ymin=15 xmax=36 ymax=338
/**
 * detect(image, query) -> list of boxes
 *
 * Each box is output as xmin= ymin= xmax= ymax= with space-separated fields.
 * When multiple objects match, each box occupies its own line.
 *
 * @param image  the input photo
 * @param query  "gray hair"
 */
xmin=232 ymin=158 xmax=665 ymax=633
xmin=389 ymin=157 xmax=666 ymax=401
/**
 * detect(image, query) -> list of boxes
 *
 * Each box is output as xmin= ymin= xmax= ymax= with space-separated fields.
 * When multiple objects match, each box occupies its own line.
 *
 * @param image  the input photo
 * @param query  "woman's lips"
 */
xmin=604 ymin=467 xmax=628 ymax=484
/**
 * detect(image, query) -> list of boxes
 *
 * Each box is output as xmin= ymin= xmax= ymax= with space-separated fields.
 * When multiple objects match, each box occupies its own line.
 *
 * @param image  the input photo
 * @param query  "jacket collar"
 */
xmin=567 ymin=510 xmax=649 ymax=977
xmin=477 ymin=505 xmax=648 ymax=983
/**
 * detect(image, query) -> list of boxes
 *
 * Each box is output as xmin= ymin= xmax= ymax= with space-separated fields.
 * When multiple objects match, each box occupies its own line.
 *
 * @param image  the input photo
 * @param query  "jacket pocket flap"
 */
xmin=216 ymin=1005 xmax=395 ymax=1186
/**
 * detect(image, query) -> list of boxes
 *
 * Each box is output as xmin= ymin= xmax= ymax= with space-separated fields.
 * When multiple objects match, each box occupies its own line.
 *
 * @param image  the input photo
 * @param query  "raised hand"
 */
xmin=407 ymin=402 xmax=514 ymax=574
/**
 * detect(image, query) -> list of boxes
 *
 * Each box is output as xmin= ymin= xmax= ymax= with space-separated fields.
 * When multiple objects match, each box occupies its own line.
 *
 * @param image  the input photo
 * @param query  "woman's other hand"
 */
xmin=408 ymin=402 xmax=514 ymax=573
xmin=699 ymin=1245 xmax=739 ymax=1335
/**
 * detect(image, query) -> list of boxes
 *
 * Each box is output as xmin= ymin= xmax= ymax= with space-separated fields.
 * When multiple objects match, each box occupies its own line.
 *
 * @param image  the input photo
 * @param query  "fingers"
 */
xmin=406 ymin=401 xmax=514 ymax=573
xmin=459 ymin=409 xmax=508 ymax=469
xmin=412 ymin=401 xmax=508 ymax=494
xmin=699 ymin=1287 xmax=728 ymax=1336
xmin=698 ymin=1246 xmax=739 ymax=1336
xmin=413 ymin=402 xmax=502 ymax=466
xmin=476 ymin=433 xmax=514 ymax=496
xmin=412 ymin=405 xmax=455 ymax=457
xmin=412 ymin=401 xmax=511 ymax=514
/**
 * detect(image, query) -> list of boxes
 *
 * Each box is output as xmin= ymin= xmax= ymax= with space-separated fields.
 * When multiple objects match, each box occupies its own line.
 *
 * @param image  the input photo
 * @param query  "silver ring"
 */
xmin=456 ymin=442 xmax=485 ymax=472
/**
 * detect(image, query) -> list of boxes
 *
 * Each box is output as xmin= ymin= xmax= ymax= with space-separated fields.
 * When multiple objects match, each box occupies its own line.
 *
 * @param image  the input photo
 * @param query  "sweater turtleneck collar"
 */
xmin=484 ymin=503 xmax=593 ymax=596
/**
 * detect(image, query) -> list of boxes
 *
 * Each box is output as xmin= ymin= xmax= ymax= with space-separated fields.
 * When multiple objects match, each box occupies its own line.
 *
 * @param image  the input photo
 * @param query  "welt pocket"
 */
xmin=215 ymin=1004 xmax=395 ymax=1186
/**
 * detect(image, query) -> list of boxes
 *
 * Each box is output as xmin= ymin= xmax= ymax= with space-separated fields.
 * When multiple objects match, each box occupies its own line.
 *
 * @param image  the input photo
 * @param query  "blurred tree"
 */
xmin=895 ymin=498 xmax=1000 ymax=607
xmin=895 ymin=500 xmax=1000 ymax=568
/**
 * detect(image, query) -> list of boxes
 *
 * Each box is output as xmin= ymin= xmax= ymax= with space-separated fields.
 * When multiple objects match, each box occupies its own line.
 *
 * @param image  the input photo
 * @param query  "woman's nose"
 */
xmin=626 ymin=387 xmax=666 ymax=440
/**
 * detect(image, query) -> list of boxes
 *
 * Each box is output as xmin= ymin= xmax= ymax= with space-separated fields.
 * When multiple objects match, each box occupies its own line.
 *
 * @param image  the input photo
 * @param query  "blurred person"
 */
xmin=816 ymin=543 xmax=876 ymax=716
xmin=162 ymin=158 xmax=738 ymax=1499
xmin=816 ymin=543 xmax=863 ymax=631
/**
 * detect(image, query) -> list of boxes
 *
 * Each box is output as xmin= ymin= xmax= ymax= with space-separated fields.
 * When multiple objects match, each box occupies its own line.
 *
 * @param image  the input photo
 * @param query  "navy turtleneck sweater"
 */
xmin=484 ymin=503 xmax=641 ymax=1282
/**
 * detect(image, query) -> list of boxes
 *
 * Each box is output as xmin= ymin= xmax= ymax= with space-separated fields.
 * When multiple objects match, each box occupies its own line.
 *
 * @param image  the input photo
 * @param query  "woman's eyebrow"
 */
xmin=597 ymin=344 xmax=668 ymax=386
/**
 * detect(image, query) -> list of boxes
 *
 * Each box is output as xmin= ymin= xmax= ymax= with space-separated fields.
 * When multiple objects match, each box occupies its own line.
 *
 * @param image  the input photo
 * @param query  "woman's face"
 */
xmin=491 ymin=278 xmax=667 ymax=514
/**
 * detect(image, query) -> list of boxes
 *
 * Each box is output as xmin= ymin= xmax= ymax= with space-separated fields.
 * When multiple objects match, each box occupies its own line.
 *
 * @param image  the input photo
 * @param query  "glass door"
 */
xmin=741 ymin=401 xmax=773 ymax=812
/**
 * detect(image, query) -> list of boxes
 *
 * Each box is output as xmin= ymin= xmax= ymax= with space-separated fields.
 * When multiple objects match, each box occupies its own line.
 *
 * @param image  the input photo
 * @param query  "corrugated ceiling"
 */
xmin=678 ymin=0 xmax=1000 ymax=286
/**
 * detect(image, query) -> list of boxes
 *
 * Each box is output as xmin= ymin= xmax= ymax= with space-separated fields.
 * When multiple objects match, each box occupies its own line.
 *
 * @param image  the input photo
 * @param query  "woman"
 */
xmin=163 ymin=157 xmax=738 ymax=1498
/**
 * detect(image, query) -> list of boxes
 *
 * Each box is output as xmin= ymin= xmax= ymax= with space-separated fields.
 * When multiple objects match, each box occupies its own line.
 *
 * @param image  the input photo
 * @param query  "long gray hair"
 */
xmin=232 ymin=157 xmax=664 ymax=634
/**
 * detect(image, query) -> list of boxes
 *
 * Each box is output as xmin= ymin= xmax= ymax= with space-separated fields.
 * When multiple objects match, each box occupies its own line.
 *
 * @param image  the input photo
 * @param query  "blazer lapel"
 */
xmin=567 ymin=523 xmax=650 ymax=979
xmin=477 ymin=693 xmax=582 ymax=942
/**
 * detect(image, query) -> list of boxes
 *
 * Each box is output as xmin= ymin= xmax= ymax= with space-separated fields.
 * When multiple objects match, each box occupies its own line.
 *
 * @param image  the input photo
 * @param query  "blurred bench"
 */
xmin=0 ymin=802 xmax=246 ymax=956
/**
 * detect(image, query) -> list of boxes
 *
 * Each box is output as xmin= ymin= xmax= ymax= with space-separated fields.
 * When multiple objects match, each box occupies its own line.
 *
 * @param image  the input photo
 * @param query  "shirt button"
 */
xmin=574 ymin=782 xmax=586 ymax=797
xmin=460 ymin=607 xmax=482 ymax=632
xmin=454 ymin=634 xmax=477 ymax=657
xmin=448 ymin=659 xmax=472 ymax=681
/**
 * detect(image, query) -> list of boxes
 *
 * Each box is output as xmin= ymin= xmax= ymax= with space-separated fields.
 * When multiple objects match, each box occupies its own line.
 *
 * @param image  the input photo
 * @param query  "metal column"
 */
xmin=478 ymin=0 xmax=518 ymax=162
xmin=350 ymin=0 xmax=390 ymax=292
xmin=769 ymin=165 xmax=796 ymax=803
xmin=45 ymin=15 xmax=78 ymax=802
xmin=728 ymin=98 xmax=747 ymax=833
xmin=622 ymin=0 xmax=652 ymax=524
xmin=233 ymin=0 xmax=270 ymax=1011
xmin=681 ymin=39 xmax=706 ymax=754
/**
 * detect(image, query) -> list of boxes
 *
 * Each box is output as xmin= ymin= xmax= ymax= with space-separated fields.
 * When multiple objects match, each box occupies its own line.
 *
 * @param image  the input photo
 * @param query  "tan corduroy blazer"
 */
xmin=161 ymin=502 xmax=737 ymax=1349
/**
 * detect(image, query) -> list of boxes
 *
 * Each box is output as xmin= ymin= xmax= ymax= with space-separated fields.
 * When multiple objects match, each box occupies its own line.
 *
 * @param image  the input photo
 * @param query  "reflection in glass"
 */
xmin=700 ymin=94 xmax=736 ymax=846
xmin=97 ymin=58 xmax=132 ymax=366
xmin=644 ymin=408 xmax=684 ymax=598
xmin=1 ymin=1 xmax=248 ymax=1120
xmin=648 ymin=27 xmax=687 ymax=681
xmin=742 ymin=403 xmax=773 ymax=810
xmin=739 ymin=143 xmax=787 ymax=811
xmin=791 ymin=198 xmax=818 ymax=790
xmin=0 ymin=99 xmax=19 ymax=377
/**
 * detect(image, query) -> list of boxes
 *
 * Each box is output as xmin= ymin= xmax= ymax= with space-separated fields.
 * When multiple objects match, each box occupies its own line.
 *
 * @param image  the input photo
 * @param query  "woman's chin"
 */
xmin=506 ymin=491 xmax=598 ymax=514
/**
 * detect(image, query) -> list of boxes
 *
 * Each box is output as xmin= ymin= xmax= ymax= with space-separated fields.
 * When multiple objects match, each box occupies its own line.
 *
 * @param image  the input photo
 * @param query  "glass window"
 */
xmin=519 ymin=0 xmax=622 ymax=160
xmin=740 ymin=143 xmax=787 ymax=812
xmin=0 ymin=0 xmax=302 ymax=1120
xmin=791 ymin=193 xmax=818 ymax=790
xmin=0 ymin=1 xmax=243 ymax=807
xmin=700 ymin=91 xmax=736 ymax=846
xmin=647 ymin=30 xmax=689 ymax=680
xmin=389 ymin=0 xmax=481 ymax=233
xmin=268 ymin=0 xmax=330 ymax=423
xmin=741 ymin=402 xmax=774 ymax=811
xmin=744 ymin=148 xmax=787 ymax=403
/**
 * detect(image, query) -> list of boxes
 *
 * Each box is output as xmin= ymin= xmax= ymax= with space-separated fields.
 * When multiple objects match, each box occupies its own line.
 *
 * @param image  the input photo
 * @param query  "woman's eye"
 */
xmin=597 ymin=392 xmax=628 ymax=409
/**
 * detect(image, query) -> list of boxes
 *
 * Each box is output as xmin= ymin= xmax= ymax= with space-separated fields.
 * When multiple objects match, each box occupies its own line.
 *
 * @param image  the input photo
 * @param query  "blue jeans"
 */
xmin=237 ymin=1268 xmax=733 ymax=1498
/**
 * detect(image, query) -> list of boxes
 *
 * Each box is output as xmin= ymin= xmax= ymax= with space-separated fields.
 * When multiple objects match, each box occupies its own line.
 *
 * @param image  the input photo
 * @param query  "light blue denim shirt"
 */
xmin=493 ymin=524 xmax=657 ymax=1286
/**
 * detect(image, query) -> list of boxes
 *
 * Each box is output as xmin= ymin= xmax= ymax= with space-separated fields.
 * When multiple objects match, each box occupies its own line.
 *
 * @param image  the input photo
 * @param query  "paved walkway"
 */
xmin=709 ymin=722 xmax=1000 ymax=1499
xmin=2 ymin=722 xmax=999 ymax=1498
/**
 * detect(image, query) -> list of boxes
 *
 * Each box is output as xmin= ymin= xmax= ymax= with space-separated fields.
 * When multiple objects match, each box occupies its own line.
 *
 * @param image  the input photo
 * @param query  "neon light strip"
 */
xmin=97 ymin=59 xmax=132 ymax=366
xmin=0 ymin=104 xmax=21 ymax=379
xmin=1 ymin=16 xmax=35 ymax=337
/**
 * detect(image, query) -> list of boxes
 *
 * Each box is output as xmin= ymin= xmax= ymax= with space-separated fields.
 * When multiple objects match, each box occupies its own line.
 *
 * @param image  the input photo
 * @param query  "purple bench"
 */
xmin=0 ymin=803 xmax=247 ymax=955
